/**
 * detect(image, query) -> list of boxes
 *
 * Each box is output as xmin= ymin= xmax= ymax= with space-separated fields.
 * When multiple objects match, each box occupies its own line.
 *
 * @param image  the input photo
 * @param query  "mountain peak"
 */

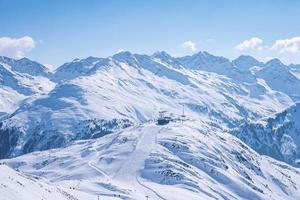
xmin=0 ymin=56 xmax=50 ymax=77
xmin=233 ymin=55 xmax=262 ymax=70
xmin=177 ymin=51 xmax=231 ymax=71
xmin=265 ymin=58 xmax=285 ymax=67
xmin=152 ymin=51 xmax=172 ymax=59
xmin=112 ymin=51 xmax=139 ymax=66
xmin=194 ymin=51 xmax=211 ymax=57
xmin=112 ymin=51 xmax=133 ymax=58
xmin=0 ymin=56 xmax=14 ymax=63
xmin=234 ymin=55 xmax=259 ymax=63
xmin=17 ymin=57 xmax=31 ymax=62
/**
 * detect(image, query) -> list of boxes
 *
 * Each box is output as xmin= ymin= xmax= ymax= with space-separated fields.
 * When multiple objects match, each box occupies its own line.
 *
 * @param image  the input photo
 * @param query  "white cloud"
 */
xmin=271 ymin=36 xmax=300 ymax=53
xmin=0 ymin=36 xmax=35 ymax=58
xmin=181 ymin=41 xmax=197 ymax=52
xmin=235 ymin=37 xmax=263 ymax=51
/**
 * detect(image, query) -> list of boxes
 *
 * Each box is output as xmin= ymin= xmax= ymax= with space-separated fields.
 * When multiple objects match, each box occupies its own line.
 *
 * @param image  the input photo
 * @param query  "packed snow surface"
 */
xmin=0 ymin=164 xmax=95 ymax=200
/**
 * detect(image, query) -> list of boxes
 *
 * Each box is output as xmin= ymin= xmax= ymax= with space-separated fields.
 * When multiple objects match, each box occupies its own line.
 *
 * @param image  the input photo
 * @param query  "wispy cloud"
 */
xmin=271 ymin=36 xmax=300 ymax=53
xmin=234 ymin=37 xmax=263 ymax=51
xmin=0 ymin=36 xmax=35 ymax=58
xmin=181 ymin=41 xmax=197 ymax=52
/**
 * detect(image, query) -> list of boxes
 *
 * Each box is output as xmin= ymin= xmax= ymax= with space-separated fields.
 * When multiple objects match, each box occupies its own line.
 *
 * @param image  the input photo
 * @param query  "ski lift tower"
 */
xmin=179 ymin=102 xmax=187 ymax=122
xmin=181 ymin=104 xmax=185 ymax=117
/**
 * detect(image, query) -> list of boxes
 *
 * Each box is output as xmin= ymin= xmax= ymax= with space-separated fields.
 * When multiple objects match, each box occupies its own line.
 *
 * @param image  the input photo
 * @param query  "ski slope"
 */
xmin=0 ymin=164 xmax=95 ymax=200
xmin=4 ymin=120 xmax=300 ymax=200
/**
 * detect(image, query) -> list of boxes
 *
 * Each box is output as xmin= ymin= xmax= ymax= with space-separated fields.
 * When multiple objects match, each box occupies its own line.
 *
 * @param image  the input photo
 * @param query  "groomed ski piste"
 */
xmin=3 ymin=119 xmax=300 ymax=200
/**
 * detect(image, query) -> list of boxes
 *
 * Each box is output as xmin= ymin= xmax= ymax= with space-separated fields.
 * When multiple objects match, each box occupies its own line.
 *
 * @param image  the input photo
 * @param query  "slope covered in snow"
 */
xmin=0 ymin=56 xmax=55 ymax=114
xmin=0 ymin=164 xmax=94 ymax=200
xmin=232 ymin=55 xmax=263 ymax=70
xmin=232 ymin=102 xmax=300 ymax=167
xmin=4 ymin=120 xmax=300 ymax=200
xmin=0 ymin=51 xmax=294 ymax=159
xmin=256 ymin=59 xmax=300 ymax=101
xmin=289 ymin=64 xmax=300 ymax=82
xmin=0 ymin=56 xmax=51 ymax=77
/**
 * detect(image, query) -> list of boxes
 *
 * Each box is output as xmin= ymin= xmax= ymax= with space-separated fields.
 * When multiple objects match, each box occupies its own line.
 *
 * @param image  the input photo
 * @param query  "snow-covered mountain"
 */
xmin=0 ymin=51 xmax=296 ymax=159
xmin=0 ymin=56 xmax=51 ymax=77
xmin=232 ymin=55 xmax=263 ymax=70
xmin=3 ymin=120 xmax=300 ymax=200
xmin=177 ymin=51 xmax=234 ymax=75
xmin=1 ymin=51 xmax=300 ymax=199
xmin=0 ymin=56 xmax=55 ymax=114
xmin=255 ymin=59 xmax=300 ymax=101
xmin=232 ymin=102 xmax=300 ymax=167
xmin=289 ymin=64 xmax=300 ymax=80
xmin=52 ymin=56 xmax=103 ymax=82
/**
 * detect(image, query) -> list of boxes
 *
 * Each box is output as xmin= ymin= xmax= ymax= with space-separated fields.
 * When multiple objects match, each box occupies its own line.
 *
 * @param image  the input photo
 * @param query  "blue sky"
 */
xmin=1 ymin=0 xmax=300 ymax=68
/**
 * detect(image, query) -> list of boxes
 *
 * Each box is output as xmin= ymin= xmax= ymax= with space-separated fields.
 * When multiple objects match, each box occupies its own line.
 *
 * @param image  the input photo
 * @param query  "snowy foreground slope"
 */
xmin=4 ymin=120 xmax=300 ymax=200
xmin=0 ymin=164 xmax=95 ymax=200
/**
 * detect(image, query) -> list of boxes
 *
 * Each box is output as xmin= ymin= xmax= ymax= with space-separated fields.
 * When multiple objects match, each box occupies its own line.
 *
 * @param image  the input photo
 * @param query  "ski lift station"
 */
xmin=157 ymin=111 xmax=172 ymax=125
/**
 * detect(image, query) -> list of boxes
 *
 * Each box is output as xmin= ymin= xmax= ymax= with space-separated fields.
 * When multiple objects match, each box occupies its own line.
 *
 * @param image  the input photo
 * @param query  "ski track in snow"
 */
xmin=88 ymin=150 xmax=110 ymax=181
xmin=112 ymin=124 xmax=166 ymax=199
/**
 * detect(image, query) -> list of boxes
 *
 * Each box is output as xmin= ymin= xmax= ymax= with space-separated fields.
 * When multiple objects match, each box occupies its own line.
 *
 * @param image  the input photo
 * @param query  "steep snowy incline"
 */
xmin=0 ymin=56 xmax=51 ymax=77
xmin=4 ymin=120 xmax=300 ymax=200
xmin=232 ymin=55 xmax=263 ymax=70
xmin=0 ymin=86 xmax=26 ymax=117
xmin=290 ymin=64 xmax=300 ymax=80
xmin=52 ymin=56 xmax=102 ymax=82
xmin=0 ymin=164 xmax=95 ymax=200
xmin=255 ymin=59 xmax=300 ymax=101
xmin=0 ymin=56 xmax=55 ymax=114
xmin=177 ymin=51 xmax=233 ymax=72
xmin=232 ymin=102 xmax=300 ymax=167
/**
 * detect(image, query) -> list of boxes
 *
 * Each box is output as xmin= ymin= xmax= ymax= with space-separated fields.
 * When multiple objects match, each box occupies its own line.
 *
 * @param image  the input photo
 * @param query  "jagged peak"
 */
xmin=15 ymin=57 xmax=46 ymax=68
xmin=234 ymin=55 xmax=260 ymax=63
xmin=112 ymin=50 xmax=133 ymax=58
xmin=17 ymin=57 xmax=32 ymax=62
xmin=233 ymin=55 xmax=263 ymax=69
xmin=265 ymin=58 xmax=285 ymax=67
xmin=289 ymin=64 xmax=300 ymax=68
xmin=0 ymin=55 xmax=14 ymax=62
xmin=70 ymin=56 xmax=101 ymax=63
xmin=194 ymin=51 xmax=224 ymax=58
xmin=0 ymin=56 xmax=50 ymax=77
xmin=152 ymin=51 xmax=172 ymax=59
xmin=188 ymin=51 xmax=230 ymax=63
xmin=177 ymin=51 xmax=231 ymax=67
xmin=111 ymin=51 xmax=140 ymax=66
